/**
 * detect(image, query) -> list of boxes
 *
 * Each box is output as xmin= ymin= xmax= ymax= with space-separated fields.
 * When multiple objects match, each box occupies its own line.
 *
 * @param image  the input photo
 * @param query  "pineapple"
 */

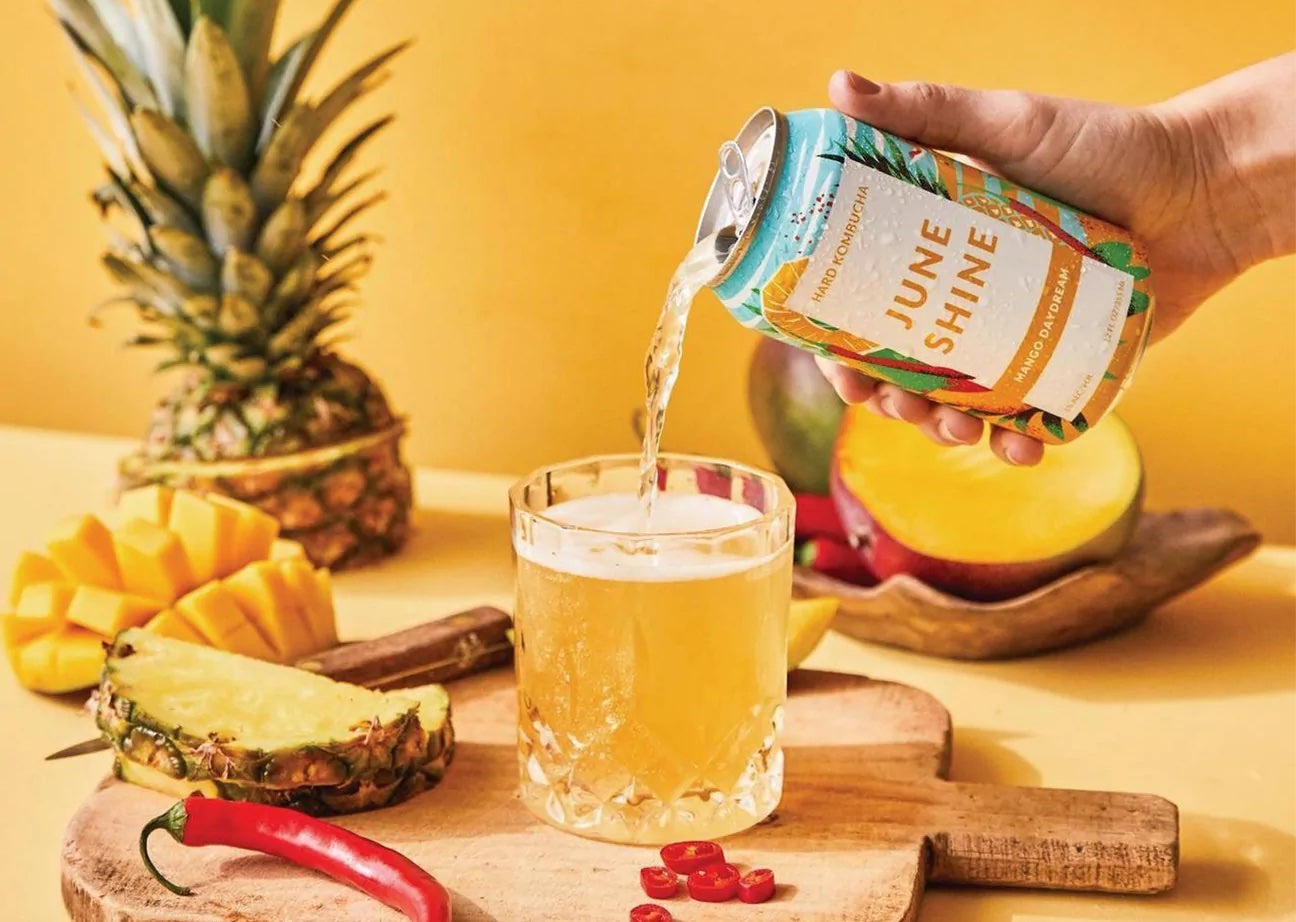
xmin=96 ymin=630 xmax=453 ymax=814
xmin=53 ymin=0 xmax=413 ymax=570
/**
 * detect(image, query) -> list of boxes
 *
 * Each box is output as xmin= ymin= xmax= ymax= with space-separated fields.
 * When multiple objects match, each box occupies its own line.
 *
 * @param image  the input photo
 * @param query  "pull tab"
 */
xmin=719 ymin=140 xmax=756 ymax=227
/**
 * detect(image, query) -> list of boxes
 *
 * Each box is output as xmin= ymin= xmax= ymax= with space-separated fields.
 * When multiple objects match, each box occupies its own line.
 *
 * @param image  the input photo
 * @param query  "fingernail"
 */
xmin=877 ymin=394 xmax=900 ymax=419
xmin=937 ymin=420 xmax=974 ymax=445
xmin=844 ymin=71 xmax=882 ymax=95
xmin=1004 ymin=444 xmax=1028 ymax=465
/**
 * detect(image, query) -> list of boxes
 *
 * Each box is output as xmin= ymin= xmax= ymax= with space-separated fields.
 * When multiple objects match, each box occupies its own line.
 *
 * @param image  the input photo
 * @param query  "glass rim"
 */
xmin=509 ymin=452 xmax=795 ymax=542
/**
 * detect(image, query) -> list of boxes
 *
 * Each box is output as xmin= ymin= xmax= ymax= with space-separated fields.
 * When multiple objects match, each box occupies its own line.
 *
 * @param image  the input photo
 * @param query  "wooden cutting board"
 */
xmin=62 ymin=668 xmax=1177 ymax=921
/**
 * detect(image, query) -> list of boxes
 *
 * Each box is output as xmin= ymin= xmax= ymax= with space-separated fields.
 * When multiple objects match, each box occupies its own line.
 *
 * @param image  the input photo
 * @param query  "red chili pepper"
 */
xmin=140 ymin=797 xmax=451 ymax=922
xmin=738 ymin=867 xmax=776 ymax=903
xmin=687 ymin=862 xmax=741 ymax=902
xmin=659 ymin=840 xmax=725 ymax=874
xmin=796 ymin=537 xmax=876 ymax=585
xmin=794 ymin=493 xmax=848 ymax=541
xmin=639 ymin=866 xmax=679 ymax=899
xmin=629 ymin=905 xmax=673 ymax=922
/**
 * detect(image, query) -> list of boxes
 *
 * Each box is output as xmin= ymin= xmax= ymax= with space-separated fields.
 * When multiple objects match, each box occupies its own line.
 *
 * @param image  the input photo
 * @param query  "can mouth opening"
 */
xmin=694 ymin=107 xmax=785 ymax=287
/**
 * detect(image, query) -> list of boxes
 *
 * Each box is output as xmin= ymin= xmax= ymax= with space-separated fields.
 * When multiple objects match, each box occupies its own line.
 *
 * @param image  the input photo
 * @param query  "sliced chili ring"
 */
xmin=639 ymin=866 xmax=679 ymax=899
xmin=687 ymin=862 xmax=741 ymax=902
xmin=659 ymin=840 xmax=725 ymax=874
xmin=738 ymin=867 xmax=776 ymax=903
xmin=629 ymin=904 xmax=673 ymax=922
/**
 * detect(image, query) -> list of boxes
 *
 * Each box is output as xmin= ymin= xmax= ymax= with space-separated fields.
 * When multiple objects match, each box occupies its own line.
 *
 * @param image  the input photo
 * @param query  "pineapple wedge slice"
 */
xmin=143 ymin=609 xmax=207 ymax=645
xmin=8 ymin=551 xmax=63 ymax=607
xmin=15 ymin=626 xmax=105 ymax=693
xmin=168 ymin=491 xmax=239 ymax=584
xmin=222 ymin=561 xmax=317 ymax=662
xmin=47 ymin=515 xmax=121 ymax=589
xmin=66 ymin=586 xmax=162 ymax=637
xmin=174 ymin=582 xmax=277 ymax=661
xmin=277 ymin=560 xmax=337 ymax=651
xmin=113 ymin=518 xmax=194 ymax=604
xmin=207 ymin=495 xmax=280 ymax=575
xmin=96 ymin=630 xmax=435 ymax=797
xmin=116 ymin=485 xmax=174 ymax=527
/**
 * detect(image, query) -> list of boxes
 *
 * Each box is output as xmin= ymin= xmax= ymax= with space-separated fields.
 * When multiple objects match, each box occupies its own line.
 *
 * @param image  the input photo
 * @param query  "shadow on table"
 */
xmin=929 ymin=552 xmax=1295 ymax=703
xmin=946 ymin=728 xmax=1042 ymax=787
xmin=919 ymin=813 xmax=1296 ymax=921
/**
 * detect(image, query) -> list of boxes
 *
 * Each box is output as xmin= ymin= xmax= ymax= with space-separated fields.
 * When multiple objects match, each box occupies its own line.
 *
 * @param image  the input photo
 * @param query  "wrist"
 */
xmin=1157 ymin=54 xmax=1296 ymax=268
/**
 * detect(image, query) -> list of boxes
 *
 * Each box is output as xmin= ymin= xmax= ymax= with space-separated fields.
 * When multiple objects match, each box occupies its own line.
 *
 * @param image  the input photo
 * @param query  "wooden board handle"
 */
xmin=927 ymin=781 xmax=1179 ymax=894
xmin=294 ymin=606 xmax=514 ymax=689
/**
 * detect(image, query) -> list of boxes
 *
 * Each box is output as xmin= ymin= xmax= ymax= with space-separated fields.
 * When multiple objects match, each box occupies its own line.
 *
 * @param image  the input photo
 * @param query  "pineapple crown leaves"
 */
xmin=52 ymin=0 xmax=408 ymax=387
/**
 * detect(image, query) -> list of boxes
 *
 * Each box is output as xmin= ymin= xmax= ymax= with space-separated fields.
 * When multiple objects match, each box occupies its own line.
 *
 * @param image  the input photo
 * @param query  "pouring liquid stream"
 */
xmin=637 ymin=143 xmax=756 ymax=526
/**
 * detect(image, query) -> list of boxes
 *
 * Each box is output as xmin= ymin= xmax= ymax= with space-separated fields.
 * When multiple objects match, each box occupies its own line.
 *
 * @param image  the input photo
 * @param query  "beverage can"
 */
xmin=697 ymin=108 xmax=1156 ymax=443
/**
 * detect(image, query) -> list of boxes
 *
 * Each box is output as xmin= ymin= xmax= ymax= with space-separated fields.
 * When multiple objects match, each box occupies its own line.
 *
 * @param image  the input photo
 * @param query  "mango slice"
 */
xmin=175 ymin=582 xmax=277 ymax=661
xmin=142 ymin=609 xmax=207 ymax=645
xmin=277 ymin=560 xmax=337 ymax=652
xmin=3 ymin=613 xmax=57 ymax=671
xmin=787 ymin=597 xmax=839 ymax=670
xmin=269 ymin=539 xmax=307 ymax=561
xmin=15 ymin=582 xmax=75 ymax=619
xmin=168 ymin=491 xmax=239 ymax=584
xmin=222 ymin=561 xmax=317 ymax=662
xmin=114 ymin=518 xmax=195 ymax=604
xmin=47 ymin=515 xmax=121 ymax=590
xmin=66 ymin=586 xmax=163 ymax=636
xmin=207 ymin=494 xmax=280 ymax=575
xmin=7 ymin=551 xmax=63 ymax=607
xmin=832 ymin=409 xmax=1144 ymax=601
xmin=312 ymin=568 xmax=339 ymax=650
xmin=15 ymin=627 xmax=106 ymax=693
xmin=116 ymin=485 xmax=174 ymax=527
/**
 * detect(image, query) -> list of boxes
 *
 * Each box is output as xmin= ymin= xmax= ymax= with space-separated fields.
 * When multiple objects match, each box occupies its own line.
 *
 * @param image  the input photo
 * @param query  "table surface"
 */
xmin=1 ymin=425 xmax=1292 ymax=922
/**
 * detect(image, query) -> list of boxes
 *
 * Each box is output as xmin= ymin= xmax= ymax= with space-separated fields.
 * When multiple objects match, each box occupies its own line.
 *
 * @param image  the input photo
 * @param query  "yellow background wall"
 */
xmin=0 ymin=0 xmax=1292 ymax=542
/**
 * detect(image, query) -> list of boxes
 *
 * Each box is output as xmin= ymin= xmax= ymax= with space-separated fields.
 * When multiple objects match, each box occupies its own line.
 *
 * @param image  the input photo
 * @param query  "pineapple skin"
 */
xmin=96 ymin=632 xmax=455 ymax=815
xmin=120 ymin=357 xmax=413 ymax=570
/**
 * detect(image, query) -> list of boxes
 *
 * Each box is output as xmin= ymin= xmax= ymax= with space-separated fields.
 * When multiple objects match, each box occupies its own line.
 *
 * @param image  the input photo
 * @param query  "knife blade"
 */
xmin=45 ymin=605 xmax=513 ymax=761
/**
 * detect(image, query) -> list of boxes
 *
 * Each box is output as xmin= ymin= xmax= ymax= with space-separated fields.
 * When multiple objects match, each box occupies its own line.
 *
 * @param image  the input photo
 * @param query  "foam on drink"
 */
xmin=516 ymin=491 xmax=769 ymax=581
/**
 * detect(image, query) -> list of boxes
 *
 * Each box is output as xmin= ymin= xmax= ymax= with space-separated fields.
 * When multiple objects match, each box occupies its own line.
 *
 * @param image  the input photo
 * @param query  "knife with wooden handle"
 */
xmin=44 ymin=605 xmax=514 ymax=761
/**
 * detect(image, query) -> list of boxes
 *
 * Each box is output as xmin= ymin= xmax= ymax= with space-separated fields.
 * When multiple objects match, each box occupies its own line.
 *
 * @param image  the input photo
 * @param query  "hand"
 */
xmin=818 ymin=54 xmax=1296 ymax=465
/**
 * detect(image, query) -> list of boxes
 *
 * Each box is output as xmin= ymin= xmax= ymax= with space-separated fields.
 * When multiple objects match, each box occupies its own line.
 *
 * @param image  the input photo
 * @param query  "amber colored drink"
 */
xmin=510 ymin=455 xmax=794 ymax=844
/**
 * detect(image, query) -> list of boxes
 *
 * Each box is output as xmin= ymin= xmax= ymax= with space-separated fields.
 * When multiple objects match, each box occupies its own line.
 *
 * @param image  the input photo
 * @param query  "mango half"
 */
xmin=831 ymin=408 xmax=1143 ymax=601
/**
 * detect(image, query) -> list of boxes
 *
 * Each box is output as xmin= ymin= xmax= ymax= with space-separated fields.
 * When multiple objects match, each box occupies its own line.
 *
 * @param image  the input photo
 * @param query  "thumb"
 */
xmin=827 ymin=70 xmax=1074 ymax=171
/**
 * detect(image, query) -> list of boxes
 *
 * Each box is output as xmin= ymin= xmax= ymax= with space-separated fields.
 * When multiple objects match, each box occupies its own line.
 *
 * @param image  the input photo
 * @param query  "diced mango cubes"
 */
xmin=143 ymin=609 xmax=206 ymax=645
xmin=278 ymin=560 xmax=338 ymax=651
xmin=269 ymin=538 xmax=307 ymax=561
xmin=207 ymin=494 xmax=279 ymax=575
xmin=168 ymin=490 xmax=239 ymax=584
xmin=66 ymin=586 xmax=162 ymax=637
xmin=222 ymin=561 xmax=316 ymax=661
xmin=14 ymin=627 xmax=106 ymax=694
xmin=4 ymin=488 xmax=340 ymax=694
xmin=175 ymin=582 xmax=277 ymax=661
xmin=114 ymin=518 xmax=194 ymax=604
xmin=47 ymin=515 xmax=121 ymax=589
xmin=116 ymin=485 xmax=174 ymax=527
xmin=8 ymin=551 xmax=62 ymax=606
xmin=15 ymin=582 xmax=75 ymax=619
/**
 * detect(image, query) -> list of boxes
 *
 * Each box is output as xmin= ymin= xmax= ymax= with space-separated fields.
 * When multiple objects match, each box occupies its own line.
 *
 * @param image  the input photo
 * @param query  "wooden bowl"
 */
xmin=793 ymin=508 xmax=1261 ymax=660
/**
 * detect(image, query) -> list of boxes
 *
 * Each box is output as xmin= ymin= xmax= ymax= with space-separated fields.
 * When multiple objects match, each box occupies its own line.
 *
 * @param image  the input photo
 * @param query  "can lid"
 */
xmin=694 ymin=107 xmax=785 ymax=286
